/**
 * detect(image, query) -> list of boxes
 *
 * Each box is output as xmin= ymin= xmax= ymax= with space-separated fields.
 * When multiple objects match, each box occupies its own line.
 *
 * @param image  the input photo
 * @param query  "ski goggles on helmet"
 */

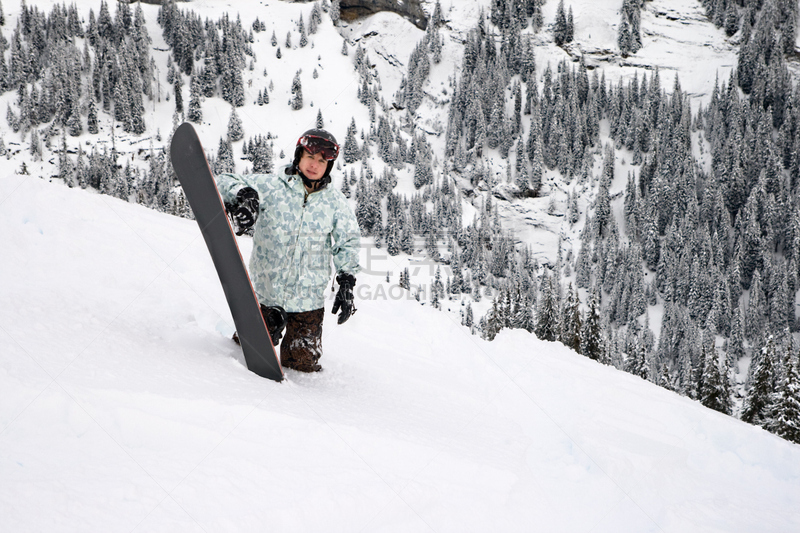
xmin=298 ymin=134 xmax=340 ymax=161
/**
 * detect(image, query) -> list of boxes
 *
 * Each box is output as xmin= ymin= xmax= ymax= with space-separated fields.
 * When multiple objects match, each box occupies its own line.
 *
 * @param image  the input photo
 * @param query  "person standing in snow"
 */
xmin=216 ymin=129 xmax=360 ymax=373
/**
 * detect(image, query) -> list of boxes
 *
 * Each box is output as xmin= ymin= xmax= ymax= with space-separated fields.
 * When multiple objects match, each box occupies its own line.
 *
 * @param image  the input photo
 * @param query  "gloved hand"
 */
xmin=332 ymin=272 xmax=356 ymax=324
xmin=226 ymin=187 xmax=259 ymax=235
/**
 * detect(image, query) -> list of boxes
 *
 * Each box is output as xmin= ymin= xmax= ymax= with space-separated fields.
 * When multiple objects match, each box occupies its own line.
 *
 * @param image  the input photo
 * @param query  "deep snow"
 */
xmin=2 ymin=163 xmax=800 ymax=532
xmin=2 ymin=0 xmax=800 ymax=531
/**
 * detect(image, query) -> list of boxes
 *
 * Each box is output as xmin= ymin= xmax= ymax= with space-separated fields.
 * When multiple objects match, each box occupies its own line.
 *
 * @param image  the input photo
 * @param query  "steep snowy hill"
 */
xmin=2 ymin=167 xmax=800 ymax=532
xmin=2 ymin=0 xmax=800 ymax=530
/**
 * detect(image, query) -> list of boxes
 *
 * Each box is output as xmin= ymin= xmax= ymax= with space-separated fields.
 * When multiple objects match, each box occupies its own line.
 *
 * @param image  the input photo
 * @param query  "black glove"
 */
xmin=332 ymin=272 xmax=356 ymax=324
xmin=226 ymin=187 xmax=259 ymax=235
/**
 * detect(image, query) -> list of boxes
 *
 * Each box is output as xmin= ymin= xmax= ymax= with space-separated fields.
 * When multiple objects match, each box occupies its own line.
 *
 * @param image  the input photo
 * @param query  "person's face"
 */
xmin=298 ymin=149 xmax=327 ymax=181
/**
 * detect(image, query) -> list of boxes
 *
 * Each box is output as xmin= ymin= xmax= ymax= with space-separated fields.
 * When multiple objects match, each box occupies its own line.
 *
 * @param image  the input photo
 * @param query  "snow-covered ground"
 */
xmin=3 ymin=165 xmax=800 ymax=532
xmin=2 ymin=0 xmax=799 ymax=530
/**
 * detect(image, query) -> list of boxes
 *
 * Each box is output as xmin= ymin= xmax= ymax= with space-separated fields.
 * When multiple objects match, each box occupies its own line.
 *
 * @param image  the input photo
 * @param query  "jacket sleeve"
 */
xmin=331 ymin=196 xmax=361 ymax=277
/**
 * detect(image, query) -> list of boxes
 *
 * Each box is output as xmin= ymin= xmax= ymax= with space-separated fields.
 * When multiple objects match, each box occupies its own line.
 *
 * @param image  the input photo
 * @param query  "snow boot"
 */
xmin=280 ymin=308 xmax=324 ymax=372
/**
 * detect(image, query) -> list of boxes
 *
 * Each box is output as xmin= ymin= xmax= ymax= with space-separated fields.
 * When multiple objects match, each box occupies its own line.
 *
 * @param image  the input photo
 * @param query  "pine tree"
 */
xmin=728 ymin=304 xmax=746 ymax=363
xmin=700 ymin=341 xmax=732 ymax=414
xmin=187 ymin=75 xmax=203 ymax=123
xmin=173 ymin=74 xmax=183 ymax=114
xmin=298 ymin=14 xmax=308 ymax=48
xmin=724 ymin=1 xmax=739 ymax=37
xmin=531 ymin=0 xmax=544 ymax=31
xmin=581 ymin=290 xmax=603 ymax=361
xmin=343 ymin=118 xmax=359 ymax=163
xmin=290 ymin=71 xmax=303 ymax=110
xmin=559 ymin=283 xmax=582 ymax=353
xmin=553 ymin=0 xmax=569 ymax=46
xmin=413 ymin=148 xmax=433 ymax=189
xmin=566 ymin=7 xmax=574 ymax=43
xmin=247 ymin=135 xmax=273 ymax=174
xmin=745 ymin=269 xmax=767 ymax=341
xmin=484 ymin=296 xmax=504 ymax=341
xmin=214 ymin=136 xmax=235 ymax=174
xmin=528 ymin=108 xmax=544 ymax=195
xmin=534 ymin=272 xmax=560 ymax=342
xmin=624 ymin=332 xmax=649 ymax=380
xmin=227 ymin=107 xmax=244 ymax=142
xmin=310 ymin=2 xmax=322 ymax=33
xmin=741 ymin=336 xmax=778 ymax=426
xmin=767 ymin=345 xmax=800 ymax=444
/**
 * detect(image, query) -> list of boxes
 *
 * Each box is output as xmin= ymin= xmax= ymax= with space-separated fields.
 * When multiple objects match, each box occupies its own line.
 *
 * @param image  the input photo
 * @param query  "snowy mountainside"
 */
xmin=2 ymin=168 xmax=800 ymax=531
xmin=342 ymin=0 xmax=741 ymax=269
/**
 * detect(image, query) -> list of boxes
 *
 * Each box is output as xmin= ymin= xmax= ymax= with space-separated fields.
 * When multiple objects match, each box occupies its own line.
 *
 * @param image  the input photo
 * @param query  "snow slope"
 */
xmin=2 ymin=172 xmax=800 ymax=532
xmin=1 ymin=0 xmax=799 ymax=530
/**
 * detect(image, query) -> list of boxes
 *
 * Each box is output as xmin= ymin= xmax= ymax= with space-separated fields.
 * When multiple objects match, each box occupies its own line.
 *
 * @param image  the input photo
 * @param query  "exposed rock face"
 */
xmin=166 ymin=1 xmax=428 ymax=30
xmin=338 ymin=0 xmax=428 ymax=30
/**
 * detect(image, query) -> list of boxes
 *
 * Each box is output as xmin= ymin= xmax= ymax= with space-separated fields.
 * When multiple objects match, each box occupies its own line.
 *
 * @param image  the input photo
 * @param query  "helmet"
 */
xmin=296 ymin=129 xmax=340 ymax=161
xmin=291 ymin=128 xmax=339 ymax=190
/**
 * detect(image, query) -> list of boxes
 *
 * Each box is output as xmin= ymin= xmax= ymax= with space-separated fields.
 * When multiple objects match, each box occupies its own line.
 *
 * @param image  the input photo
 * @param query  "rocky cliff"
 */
xmin=338 ymin=0 xmax=428 ymax=30
xmin=158 ymin=1 xmax=428 ymax=30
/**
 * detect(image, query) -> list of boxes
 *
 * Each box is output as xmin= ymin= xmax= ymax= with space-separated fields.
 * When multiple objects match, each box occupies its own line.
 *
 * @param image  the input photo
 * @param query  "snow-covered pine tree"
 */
xmin=465 ymin=301 xmax=474 ymax=329
xmin=298 ymin=14 xmax=308 ymax=47
xmin=560 ymin=283 xmax=582 ymax=353
xmin=741 ymin=336 xmax=778 ymax=427
xmin=745 ymin=269 xmax=767 ymax=341
xmin=214 ymin=136 xmax=235 ymax=174
xmin=766 ymin=343 xmax=800 ymax=444
xmin=624 ymin=330 xmax=649 ymax=380
xmin=699 ymin=340 xmax=732 ymax=415
xmin=483 ymin=296 xmax=504 ymax=341
xmin=534 ymin=271 xmax=559 ymax=342
xmin=187 ymin=75 xmax=203 ymax=123
xmin=290 ymin=71 xmax=303 ymax=110
xmin=413 ymin=147 xmax=433 ymax=189
xmin=227 ymin=107 xmax=244 ymax=142
xmin=343 ymin=118 xmax=359 ymax=163
xmin=553 ymin=0 xmax=569 ymax=46
xmin=246 ymin=135 xmax=273 ymax=174
xmin=310 ymin=2 xmax=322 ymax=34
xmin=581 ymin=289 xmax=603 ymax=361
xmin=617 ymin=0 xmax=642 ymax=56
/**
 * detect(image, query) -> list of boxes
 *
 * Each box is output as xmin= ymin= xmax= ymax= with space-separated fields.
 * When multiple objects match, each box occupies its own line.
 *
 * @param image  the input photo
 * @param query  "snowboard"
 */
xmin=169 ymin=122 xmax=284 ymax=382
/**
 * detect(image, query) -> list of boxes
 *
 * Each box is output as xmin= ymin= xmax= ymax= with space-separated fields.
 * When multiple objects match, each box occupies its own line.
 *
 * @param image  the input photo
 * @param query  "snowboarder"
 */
xmin=216 ymin=129 xmax=361 ymax=372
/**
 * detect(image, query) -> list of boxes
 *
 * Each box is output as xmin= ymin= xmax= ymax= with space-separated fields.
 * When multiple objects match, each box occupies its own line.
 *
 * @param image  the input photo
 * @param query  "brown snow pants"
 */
xmin=280 ymin=308 xmax=324 ymax=372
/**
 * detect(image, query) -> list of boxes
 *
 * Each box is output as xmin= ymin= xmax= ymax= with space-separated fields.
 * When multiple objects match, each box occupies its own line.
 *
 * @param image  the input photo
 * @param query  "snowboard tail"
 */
xmin=170 ymin=122 xmax=283 ymax=382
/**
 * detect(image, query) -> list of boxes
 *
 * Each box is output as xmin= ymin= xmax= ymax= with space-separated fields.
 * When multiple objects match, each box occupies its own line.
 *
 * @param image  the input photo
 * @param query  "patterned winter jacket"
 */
xmin=216 ymin=167 xmax=361 ymax=313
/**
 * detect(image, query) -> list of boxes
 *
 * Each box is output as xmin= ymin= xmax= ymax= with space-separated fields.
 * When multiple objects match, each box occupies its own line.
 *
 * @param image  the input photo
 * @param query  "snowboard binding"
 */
xmin=261 ymin=305 xmax=288 ymax=345
xmin=232 ymin=305 xmax=288 ymax=347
